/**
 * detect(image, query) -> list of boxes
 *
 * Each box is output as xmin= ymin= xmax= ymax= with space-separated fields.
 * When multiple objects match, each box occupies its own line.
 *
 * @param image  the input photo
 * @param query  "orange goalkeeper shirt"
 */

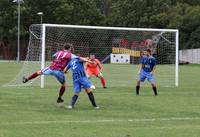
xmin=85 ymin=59 xmax=103 ymax=72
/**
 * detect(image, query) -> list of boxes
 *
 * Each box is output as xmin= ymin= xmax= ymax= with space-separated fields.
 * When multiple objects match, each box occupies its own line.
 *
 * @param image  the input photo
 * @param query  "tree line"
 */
xmin=0 ymin=0 xmax=200 ymax=50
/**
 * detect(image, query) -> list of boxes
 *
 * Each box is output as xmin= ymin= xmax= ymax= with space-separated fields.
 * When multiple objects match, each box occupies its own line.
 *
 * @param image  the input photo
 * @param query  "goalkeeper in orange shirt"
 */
xmin=85 ymin=54 xmax=107 ymax=88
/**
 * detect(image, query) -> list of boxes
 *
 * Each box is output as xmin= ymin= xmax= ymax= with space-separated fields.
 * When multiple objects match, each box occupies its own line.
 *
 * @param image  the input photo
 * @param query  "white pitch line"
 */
xmin=1 ymin=117 xmax=200 ymax=126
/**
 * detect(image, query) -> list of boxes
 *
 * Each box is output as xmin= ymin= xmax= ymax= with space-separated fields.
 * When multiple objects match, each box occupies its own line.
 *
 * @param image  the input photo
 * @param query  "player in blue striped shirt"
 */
xmin=64 ymin=57 xmax=99 ymax=109
xmin=136 ymin=49 xmax=158 ymax=96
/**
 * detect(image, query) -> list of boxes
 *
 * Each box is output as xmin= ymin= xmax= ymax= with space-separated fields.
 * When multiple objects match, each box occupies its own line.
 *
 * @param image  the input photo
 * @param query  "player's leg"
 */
xmin=147 ymin=74 xmax=158 ymax=96
xmin=69 ymin=93 xmax=79 ymax=109
xmin=136 ymin=71 xmax=146 ymax=95
xmin=22 ymin=67 xmax=53 ymax=83
xmin=22 ymin=70 xmax=42 ymax=83
xmin=52 ymin=70 xmax=66 ymax=103
xmin=57 ymin=82 xmax=66 ymax=103
xmin=151 ymin=83 xmax=158 ymax=96
xmin=68 ymin=81 xmax=81 ymax=109
xmin=97 ymin=72 xmax=106 ymax=88
xmin=136 ymin=80 xmax=141 ymax=95
xmin=81 ymin=78 xmax=99 ymax=109
xmin=85 ymin=88 xmax=99 ymax=109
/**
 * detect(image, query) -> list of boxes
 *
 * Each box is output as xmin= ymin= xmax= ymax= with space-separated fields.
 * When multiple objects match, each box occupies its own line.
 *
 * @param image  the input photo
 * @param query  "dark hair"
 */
xmin=146 ymin=48 xmax=151 ymax=53
xmin=63 ymin=43 xmax=72 ymax=50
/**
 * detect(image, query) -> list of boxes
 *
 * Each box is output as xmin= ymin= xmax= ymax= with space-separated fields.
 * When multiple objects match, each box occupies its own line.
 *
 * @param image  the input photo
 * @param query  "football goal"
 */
xmin=4 ymin=24 xmax=179 ymax=88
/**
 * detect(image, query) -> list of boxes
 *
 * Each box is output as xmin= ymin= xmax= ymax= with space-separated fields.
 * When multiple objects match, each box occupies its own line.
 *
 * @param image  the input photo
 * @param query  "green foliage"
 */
xmin=149 ymin=3 xmax=200 ymax=49
xmin=50 ymin=0 xmax=104 ymax=25
xmin=0 ymin=0 xmax=104 ymax=39
xmin=0 ymin=0 xmax=200 ymax=49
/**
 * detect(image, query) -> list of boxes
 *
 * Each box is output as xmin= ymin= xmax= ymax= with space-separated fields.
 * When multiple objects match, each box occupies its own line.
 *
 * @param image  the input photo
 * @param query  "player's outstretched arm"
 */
xmin=71 ymin=53 xmax=93 ymax=64
xmin=150 ymin=58 xmax=157 ymax=75
xmin=137 ymin=64 xmax=142 ymax=74
xmin=63 ymin=65 xmax=70 ymax=74
xmin=151 ymin=66 xmax=156 ymax=75
xmin=63 ymin=68 xmax=68 ymax=74
xmin=97 ymin=59 xmax=103 ymax=72
xmin=79 ymin=57 xmax=93 ymax=64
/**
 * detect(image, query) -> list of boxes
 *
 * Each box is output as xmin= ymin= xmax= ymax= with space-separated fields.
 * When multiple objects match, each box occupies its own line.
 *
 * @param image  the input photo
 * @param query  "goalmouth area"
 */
xmin=4 ymin=24 xmax=179 ymax=88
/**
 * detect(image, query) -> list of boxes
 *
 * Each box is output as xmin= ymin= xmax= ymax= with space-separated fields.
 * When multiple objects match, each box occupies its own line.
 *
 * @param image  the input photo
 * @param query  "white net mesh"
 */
xmin=3 ymin=24 xmax=177 ymax=87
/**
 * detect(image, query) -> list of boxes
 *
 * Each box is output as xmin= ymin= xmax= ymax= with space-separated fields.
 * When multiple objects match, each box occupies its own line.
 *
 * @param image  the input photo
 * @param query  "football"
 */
xmin=90 ymin=85 xmax=96 ymax=89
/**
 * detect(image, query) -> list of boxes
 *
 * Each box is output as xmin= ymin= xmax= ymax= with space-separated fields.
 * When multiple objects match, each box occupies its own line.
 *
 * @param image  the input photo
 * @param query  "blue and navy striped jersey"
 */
xmin=66 ymin=58 xmax=86 ymax=81
xmin=140 ymin=55 xmax=156 ymax=72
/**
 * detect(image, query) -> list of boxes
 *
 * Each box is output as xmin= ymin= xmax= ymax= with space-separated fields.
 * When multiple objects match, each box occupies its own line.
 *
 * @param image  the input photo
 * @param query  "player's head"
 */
xmin=63 ymin=43 xmax=73 ymax=51
xmin=89 ymin=54 xmax=95 ymax=60
xmin=143 ymin=51 xmax=147 ymax=56
xmin=145 ymin=48 xmax=151 ymax=56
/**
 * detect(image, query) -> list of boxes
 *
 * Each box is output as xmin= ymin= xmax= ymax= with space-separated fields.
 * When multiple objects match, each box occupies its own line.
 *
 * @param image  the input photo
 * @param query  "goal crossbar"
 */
xmin=43 ymin=24 xmax=178 ymax=32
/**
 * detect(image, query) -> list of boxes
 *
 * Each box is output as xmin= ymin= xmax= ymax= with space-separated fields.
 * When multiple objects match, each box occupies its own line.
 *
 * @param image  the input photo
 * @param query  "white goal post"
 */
xmin=40 ymin=24 xmax=179 ymax=88
xmin=4 ymin=24 xmax=179 ymax=88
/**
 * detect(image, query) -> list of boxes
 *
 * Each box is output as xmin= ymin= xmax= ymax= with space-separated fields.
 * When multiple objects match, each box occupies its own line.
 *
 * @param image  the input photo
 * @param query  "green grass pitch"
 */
xmin=0 ymin=62 xmax=200 ymax=137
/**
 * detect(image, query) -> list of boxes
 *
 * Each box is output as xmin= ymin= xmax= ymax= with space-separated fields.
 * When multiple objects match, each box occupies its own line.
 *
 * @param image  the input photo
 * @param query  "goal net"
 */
xmin=4 ymin=24 xmax=179 ymax=88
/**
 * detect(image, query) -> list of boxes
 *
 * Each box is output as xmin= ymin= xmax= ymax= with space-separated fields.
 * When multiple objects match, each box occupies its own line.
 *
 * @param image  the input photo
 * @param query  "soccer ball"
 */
xmin=91 ymin=85 xmax=96 ymax=89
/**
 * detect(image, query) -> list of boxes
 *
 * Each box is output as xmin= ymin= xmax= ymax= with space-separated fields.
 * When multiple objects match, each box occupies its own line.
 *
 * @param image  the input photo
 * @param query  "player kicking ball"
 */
xmin=136 ymin=49 xmax=158 ymax=96
xmin=85 ymin=54 xmax=107 ymax=88
xmin=22 ymin=43 xmax=77 ymax=103
xmin=64 ymin=57 xmax=99 ymax=109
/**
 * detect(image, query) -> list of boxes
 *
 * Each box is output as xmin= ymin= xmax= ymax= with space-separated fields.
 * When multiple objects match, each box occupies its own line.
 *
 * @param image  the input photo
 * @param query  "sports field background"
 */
xmin=0 ymin=62 xmax=200 ymax=137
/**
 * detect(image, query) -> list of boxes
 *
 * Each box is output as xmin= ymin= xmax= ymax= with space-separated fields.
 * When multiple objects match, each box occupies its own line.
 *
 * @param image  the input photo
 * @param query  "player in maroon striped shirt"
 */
xmin=22 ymin=43 xmax=76 ymax=103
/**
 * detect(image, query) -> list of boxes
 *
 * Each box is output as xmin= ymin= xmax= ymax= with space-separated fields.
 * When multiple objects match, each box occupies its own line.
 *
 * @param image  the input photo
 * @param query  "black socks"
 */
xmin=70 ymin=95 xmax=79 ymax=106
xmin=136 ymin=86 xmax=140 ymax=95
xmin=136 ymin=85 xmax=158 ymax=96
xmin=152 ymin=86 xmax=158 ymax=96
xmin=87 ymin=92 xmax=97 ymax=107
